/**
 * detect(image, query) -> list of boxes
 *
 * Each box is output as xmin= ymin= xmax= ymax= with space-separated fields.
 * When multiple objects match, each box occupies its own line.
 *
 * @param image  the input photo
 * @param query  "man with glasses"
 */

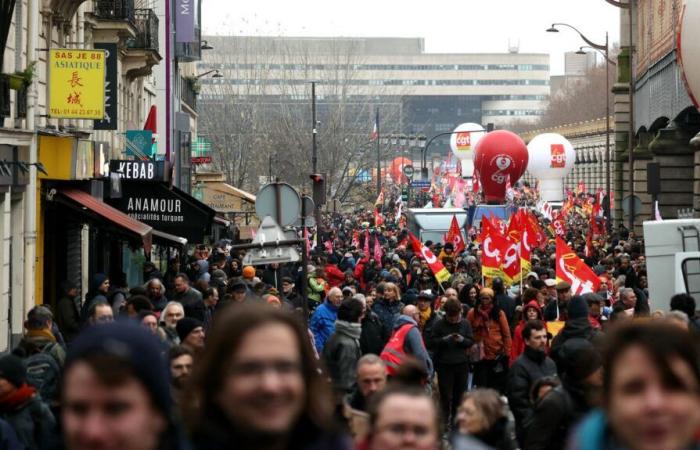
xmin=87 ymin=300 xmax=114 ymax=326
xmin=366 ymin=384 xmax=440 ymax=450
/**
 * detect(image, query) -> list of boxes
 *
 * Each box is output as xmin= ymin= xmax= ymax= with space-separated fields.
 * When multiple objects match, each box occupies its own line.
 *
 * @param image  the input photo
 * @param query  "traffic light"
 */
xmin=310 ymin=173 xmax=326 ymax=205
xmin=401 ymin=187 xmax=409 ymax=203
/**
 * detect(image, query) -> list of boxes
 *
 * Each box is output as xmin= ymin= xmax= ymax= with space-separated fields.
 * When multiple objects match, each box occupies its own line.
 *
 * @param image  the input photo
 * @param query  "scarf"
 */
xmin=26 ymin=328 xmax=57 ymax=343
xmin=418 ymin=308 xmax=432 ymax=330
xmin=475 ymin=304 xmax=493 ymax=337
xmin=0 ymin=384 xmax=36 ymax=412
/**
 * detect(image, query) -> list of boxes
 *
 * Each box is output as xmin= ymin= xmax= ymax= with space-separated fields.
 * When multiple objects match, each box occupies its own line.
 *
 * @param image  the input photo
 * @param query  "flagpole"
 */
xmin=376 ymin=107 xmax=381 ymax=196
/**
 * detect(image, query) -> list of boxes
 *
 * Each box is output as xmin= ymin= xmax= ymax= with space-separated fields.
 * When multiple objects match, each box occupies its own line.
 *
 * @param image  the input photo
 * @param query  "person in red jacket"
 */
xmin=510 ymin=289 xmax=545 ymax=366
xmin=323 ymin=255 xmax=346 ymax=288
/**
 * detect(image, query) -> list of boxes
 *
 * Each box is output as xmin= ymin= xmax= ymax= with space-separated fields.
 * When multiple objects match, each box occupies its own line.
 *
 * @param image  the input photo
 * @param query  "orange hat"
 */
xmin=242 ymin=266 xmax=256 ymax=279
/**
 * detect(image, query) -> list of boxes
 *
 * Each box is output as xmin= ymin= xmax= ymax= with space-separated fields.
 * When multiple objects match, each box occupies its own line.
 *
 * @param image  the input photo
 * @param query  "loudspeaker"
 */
xmin=647 ymin=162 xmax=660 ymax=195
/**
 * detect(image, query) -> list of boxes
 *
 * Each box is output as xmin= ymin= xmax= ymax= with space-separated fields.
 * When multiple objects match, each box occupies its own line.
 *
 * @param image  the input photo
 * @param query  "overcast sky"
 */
xmin=202 ymin=0 xmax=621 ymax=75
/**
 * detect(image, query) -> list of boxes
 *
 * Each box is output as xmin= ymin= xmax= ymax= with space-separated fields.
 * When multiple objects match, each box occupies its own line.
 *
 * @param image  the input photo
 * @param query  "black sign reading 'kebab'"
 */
xmin=94 ymin=43 xmax=117 ymax=130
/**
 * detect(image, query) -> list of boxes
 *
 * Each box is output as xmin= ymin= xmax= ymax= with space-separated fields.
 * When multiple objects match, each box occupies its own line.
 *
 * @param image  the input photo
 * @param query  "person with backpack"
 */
xmin=0 ymin=354 xmax=56 ymax=450
xmin=13 ymin=306 xmax=64 ymax=406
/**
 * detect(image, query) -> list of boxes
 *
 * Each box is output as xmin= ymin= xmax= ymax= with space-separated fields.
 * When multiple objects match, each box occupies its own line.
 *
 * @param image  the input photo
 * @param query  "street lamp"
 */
xmin=547 ymin=23 xmax=613 ymax=228
xmin=195 ymin=69 xmax=223 ymax=79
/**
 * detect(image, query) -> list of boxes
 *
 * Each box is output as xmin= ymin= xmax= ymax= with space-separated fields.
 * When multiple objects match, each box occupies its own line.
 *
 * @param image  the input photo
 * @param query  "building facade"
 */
xmin=0 ymin=0 xmax=210 ymax=350
xmin=198 ymin=36 xmax=550 ymax=161
xmin=615 ymin=0 xmax=700 ymax=232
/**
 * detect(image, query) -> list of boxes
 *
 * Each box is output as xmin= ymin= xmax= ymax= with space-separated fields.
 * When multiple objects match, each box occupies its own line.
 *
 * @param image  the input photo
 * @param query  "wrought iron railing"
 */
xmin=180 ymin=76 xmax=197 ymax=111
xmin=93 ymin=0 xmax=135 ymax=22
xmin=131 ymin=8 xmax=159 ymax=52
xmin=0 ymin=75 xmax=10 ymax=119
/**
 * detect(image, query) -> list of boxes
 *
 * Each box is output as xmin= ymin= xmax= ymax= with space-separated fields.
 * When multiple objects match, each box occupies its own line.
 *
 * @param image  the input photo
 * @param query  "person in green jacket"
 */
xmin=308 ymin=267 xmax=328 ymax=306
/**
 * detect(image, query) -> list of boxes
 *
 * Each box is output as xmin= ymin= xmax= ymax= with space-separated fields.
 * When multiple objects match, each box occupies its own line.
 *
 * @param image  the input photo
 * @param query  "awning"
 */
xmin=152 ymin=229 xmax=187 ymax=247
xmin=57 ymin=187 xmax=153 ymax=253
xmin=107 ymin=181 xmax=216 ymax=243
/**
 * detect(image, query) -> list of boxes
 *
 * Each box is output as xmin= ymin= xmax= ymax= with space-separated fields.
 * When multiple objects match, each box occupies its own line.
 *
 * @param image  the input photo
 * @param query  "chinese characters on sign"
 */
xmin=49 ymin=49 xmax=106 ymax=119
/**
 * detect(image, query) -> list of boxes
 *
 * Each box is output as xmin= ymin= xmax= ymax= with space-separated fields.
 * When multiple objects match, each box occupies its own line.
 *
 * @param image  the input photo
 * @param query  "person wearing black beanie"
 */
xmin=524 ymin=338 xmax=603 ymax=450
xmin=61 ymin=322 xmax=188 ymax=450
xmin=176 ymin=317 xmax=205 ymax=356
xmin=550 ymin=296 xmax=603 ymax=373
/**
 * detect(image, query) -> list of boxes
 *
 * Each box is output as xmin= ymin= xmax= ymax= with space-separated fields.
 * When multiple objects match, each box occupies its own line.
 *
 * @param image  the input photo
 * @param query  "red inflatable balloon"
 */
xmin=473 ymin=130 xmax=529 ymax=203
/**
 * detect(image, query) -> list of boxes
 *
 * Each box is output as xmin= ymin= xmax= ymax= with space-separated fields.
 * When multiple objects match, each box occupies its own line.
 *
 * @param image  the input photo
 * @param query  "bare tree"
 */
xmin=198 ymin=36 xmax=408 ymax=200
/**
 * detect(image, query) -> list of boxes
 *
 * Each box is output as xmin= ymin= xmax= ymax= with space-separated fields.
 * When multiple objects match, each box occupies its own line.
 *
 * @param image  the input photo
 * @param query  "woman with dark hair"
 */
xmin=570 ymin=322 xmax=700 ymax=450
xmin=466 ymin=288 xmax=512 ymax=393
xmin=184 ymin=304 xmax=352 ymax=450
xmin=458 ymin=284 xmax=479 ymax=311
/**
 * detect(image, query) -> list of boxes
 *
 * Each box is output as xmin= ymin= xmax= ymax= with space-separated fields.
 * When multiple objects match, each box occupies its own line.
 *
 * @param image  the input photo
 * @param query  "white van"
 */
xmin=643 ymin=218 xmax=700 ymax=311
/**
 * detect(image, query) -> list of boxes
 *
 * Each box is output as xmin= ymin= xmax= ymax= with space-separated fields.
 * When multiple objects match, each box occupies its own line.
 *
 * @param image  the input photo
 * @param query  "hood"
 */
xmin=335 ymin=320 xmax=362 ymax=340
xmin=394 ymin=314 xmax=418 ymax=330
xmin=522 ymin=300 xmax=544 ymax=321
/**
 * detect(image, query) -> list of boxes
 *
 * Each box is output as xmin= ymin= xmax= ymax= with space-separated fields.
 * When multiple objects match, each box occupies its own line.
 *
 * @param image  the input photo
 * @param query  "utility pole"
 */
xmin=312 ymin=81 xmax=317 ymax=174
xmin=376 ymin=108 xmax=381 ymax=196
xmin=311 ymin=81 xmax=321 ymax=246
xmin=627 ymin=1 xmax=636 ymax=231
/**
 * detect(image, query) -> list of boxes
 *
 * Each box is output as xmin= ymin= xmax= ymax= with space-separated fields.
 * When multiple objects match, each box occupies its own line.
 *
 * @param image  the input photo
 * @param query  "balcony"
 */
xmin=93 ymin=0 xmax=134 ymax=21
xmin=175 ymin=26 xmax=201 ymax=62
xmin=180 ymin=76 xmax=198 ymax=112
xmin=130 ymin=9 xmax=159 ymax=53
xmin=122 ymin=8 xmax=161 ymax=79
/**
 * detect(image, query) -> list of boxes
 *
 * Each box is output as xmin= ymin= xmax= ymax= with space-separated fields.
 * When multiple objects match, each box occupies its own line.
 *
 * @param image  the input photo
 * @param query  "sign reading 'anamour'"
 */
xmin=126 ymin=197 xmax=184 ymax=223
xmin=107 ymin=180 xmax=216 ymax=243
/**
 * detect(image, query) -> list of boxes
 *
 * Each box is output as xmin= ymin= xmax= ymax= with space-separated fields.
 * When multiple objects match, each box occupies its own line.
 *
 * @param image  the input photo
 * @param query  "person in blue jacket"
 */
xmin=310 ymin=287 xmax=343 ymax=352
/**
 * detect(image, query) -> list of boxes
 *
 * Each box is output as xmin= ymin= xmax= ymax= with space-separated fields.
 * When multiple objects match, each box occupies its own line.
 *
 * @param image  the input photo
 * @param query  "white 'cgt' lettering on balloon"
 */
xmin=421 ymin=246 xmax=437 ymax=265
xmin=483 ymin=237 xmax=500 ymax=260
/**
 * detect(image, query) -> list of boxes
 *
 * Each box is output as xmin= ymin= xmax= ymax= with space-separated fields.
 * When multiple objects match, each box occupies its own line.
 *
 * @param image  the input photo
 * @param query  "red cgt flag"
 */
xmin=409 ymin=233 xmax=451 ymax=284
xmin=445 ymin=215 xmax=466 ymax=254
xmin=556 ymin=237 xmax=601 ymax=295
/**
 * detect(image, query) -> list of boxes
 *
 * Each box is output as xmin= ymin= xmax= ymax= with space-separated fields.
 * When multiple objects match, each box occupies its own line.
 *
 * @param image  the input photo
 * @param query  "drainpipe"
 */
xmin=24 ymin=0 xmax=39 ymax=312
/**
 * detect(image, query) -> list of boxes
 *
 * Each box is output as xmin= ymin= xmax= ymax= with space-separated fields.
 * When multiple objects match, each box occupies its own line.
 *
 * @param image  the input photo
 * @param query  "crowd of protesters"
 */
xmin=2 ymin=202 xmax=700 ymax=450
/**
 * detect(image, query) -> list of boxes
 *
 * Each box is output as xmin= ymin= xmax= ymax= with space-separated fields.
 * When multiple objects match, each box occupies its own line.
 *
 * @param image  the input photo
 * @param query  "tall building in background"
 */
xmin=198 ymin=36 xmax=550 ymax=158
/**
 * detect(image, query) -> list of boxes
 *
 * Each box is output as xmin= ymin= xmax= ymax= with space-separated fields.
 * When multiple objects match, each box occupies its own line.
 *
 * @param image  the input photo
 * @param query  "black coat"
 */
xmin=55 ymin=296 xmax=81 ymax=342
xmin=496 ymin=293 xmax=516 ymax=328
xmin=522 ymin=381 xmax=591 ymax=450
xmin=506 ymin=346 xmax=557 ymax=440
xmin=429 ymin=317 xmax=474 ymax=366
xmin=360 ymin=312 xmax=384 ymax=355
xmin=322 ymin=321 xmax=362 ymax=394
xmin=550 ymin=317 xmax=602 ymax=373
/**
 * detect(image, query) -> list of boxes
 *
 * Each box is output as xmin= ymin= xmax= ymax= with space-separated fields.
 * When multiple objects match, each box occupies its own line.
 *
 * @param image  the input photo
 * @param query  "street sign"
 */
xmin=302 ymin=195 xmax=315 ymax=218
xmin=411 ymin=180 xmax=431 ymax=188
xmin=255 ymin=182 xmax=301 ymax=227
xmin=242 ymin=216 xmax=301 ymax=266
xmin=403 ymin=164 xmax=415 ymax=179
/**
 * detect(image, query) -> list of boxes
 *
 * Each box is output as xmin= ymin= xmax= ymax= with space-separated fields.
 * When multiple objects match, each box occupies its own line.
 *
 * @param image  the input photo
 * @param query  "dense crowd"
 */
xmin=1 ymin=207 xmax=700 ymax=450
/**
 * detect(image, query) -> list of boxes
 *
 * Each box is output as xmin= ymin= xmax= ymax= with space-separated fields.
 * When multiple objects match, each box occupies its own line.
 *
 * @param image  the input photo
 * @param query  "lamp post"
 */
xmin=420 ymin=131 xmax=469 ymax=178
xmin=547 ymin=23 xmax=614 ymax=228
